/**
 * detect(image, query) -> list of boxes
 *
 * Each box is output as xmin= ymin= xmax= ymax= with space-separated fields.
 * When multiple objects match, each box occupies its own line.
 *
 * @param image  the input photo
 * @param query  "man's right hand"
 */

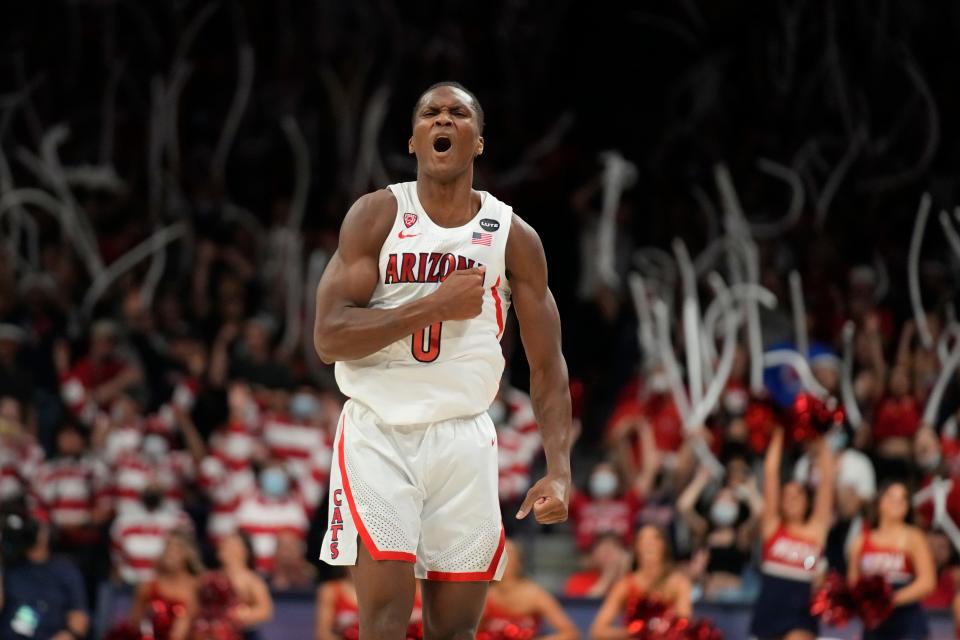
xmin=433 ymin=266 xmax=486 ymax=321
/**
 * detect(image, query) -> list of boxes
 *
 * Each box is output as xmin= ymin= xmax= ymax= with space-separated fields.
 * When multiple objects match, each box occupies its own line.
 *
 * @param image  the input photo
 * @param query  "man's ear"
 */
xmin=408 ymin=136 xmax=414 ymax=155
xmin=476 ymin=136 xmax=484 ymax=157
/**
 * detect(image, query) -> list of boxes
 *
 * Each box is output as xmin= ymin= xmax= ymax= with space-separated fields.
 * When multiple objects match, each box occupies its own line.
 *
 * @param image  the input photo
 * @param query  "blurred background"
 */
xmin=2 ymin=1 xmax=960 ymax=638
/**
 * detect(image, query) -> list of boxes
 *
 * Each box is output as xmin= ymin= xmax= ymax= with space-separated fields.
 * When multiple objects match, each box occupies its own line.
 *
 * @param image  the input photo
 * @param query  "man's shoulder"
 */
xmin=339 ymin=189 xmax=398 ymax=253
xmin=347 ymin=189 xmax=398 ymax=226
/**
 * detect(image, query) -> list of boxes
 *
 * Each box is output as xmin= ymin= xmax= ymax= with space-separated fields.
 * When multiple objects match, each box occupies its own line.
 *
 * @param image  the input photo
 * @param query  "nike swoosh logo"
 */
xmin=398 ymin=231 xmax=420 ymax=239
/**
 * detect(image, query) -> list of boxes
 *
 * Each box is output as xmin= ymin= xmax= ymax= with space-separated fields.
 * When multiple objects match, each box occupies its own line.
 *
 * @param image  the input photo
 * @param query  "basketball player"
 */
xmin=313 ymin=82 xmax=573 ymax=640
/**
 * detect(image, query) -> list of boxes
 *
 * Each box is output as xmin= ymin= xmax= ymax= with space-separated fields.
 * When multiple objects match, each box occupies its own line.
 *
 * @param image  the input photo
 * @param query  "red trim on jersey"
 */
xmin=426 ymin=526 xmax=505 ymax=581
xmin=337 ymin=415 xmax=416 ymax=564
xmin=491 ymin=276 xmax=505 ymax=340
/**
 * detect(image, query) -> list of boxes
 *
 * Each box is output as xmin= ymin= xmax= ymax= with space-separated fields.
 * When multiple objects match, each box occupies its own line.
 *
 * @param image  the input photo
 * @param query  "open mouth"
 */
xmin=433 ymin=136 xmax=452 ymax=153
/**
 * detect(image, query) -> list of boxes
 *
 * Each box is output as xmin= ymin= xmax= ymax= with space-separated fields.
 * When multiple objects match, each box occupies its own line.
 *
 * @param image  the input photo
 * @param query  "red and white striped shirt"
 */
xmin=198 ymin=454 xmax=256 ymax=542
xmin=262 ymin=414 xmax=332 ymax=511
xmin=110 ymin=503 xmax=193 ymax=584
xmin=495 ymin=389 xmax=541 ymax=502
xmin=235 ymin=491 xmax=310 ymax=574
xmin=0 ymin=437 xmax=44 ymax=501
xmin=111 ymin=450 xmax=195 ymax=516
xmin=32 ymin=455 xmax=112 ymax=528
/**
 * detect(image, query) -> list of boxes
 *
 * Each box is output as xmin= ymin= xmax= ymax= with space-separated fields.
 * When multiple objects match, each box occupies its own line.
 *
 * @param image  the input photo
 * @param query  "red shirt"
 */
xmin=872 ymin=396 xmax=921 ymax=441
xmin=606 ymin=394 xmax=684 ymax=466
xmin=923 ymin=567 xmax=957 ymax=608
xmin=563 ymin=570 xmax=601 ymax=597
xmin=569 ymin=490 xmax=641 ymax=551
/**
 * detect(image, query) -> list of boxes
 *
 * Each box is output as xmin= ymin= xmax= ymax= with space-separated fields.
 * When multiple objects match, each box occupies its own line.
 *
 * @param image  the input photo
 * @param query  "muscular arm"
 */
xmin=508 ymin=215 xmax=573 ymax=523
xmin=313 ymin=190 xmax=484 ymax=363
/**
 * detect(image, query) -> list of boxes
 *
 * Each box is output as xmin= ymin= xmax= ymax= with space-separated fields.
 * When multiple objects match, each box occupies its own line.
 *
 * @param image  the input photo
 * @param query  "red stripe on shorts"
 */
xmin=338 ymin=414 xmax=416 ymax=563
xmin=426 ymin=526 xmax=506 ymax=581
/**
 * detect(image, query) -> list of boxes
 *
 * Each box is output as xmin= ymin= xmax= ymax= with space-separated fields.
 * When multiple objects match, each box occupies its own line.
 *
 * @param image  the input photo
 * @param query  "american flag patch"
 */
xmin=472 ymin=232 xmax=493 ymax=246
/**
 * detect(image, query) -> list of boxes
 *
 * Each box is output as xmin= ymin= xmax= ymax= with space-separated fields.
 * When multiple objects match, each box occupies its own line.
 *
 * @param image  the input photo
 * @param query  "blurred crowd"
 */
xmin=4 ymin=0 xmax=960 ymax=638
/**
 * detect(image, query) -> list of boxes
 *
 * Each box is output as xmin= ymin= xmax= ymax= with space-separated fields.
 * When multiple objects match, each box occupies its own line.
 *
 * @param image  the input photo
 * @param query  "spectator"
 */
xmin=32 ymin=421 xmax=112 ymax=548
xmin=478 ymin=539 xmax=579 ymax=639
xmin=871 ymin=364 xmax=922 ymax=479
xmin=490 ymin=384 xmax=542 ymax=531
xmin=125 ymin=531 xmax=201 ymax=640
xmin=261 ymin=387 xmax=333 ymax=510
xmin=57 ymin=320 xmax=143 ymax=422
xmin=563 ymin=533 xmax=631 ymax=597
xmin=923 ymin=529 xmax=960 ymax=609
xmin=0 ymin=396 xmax=44 ymax=502
xmin=268 ymin=530 xmax=316 ymax=591
xmin=679 ymin=450 xmax=762 ymax=601
xmin=589 ymin=525 xmax=692 ymax=638
xmin=235 ymin=462 xmax=310 ymax=575
xmin=569 ymin=462 xmax=642 ymax=552
xmin=0 ymin=513 xmax=89 ymax=640
xmin=110 ymin=482 xmax=193 ymax=584
xmin=199 ymin=383 xmax=262 ymax=542
xmin=821 ymin=449 xmax=877 ymax=576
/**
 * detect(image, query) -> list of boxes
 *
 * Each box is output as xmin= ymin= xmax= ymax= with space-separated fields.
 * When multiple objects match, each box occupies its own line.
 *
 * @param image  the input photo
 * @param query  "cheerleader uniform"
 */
xmin=332 ymin=582 xmax=360 ymax=637
xmin=478 ymin=597 xmax=541 ymax=639
xmin=859 ymin=530 xmax=928 ymax=640
xmin=749 ymin=525 xmax=821 ymax=638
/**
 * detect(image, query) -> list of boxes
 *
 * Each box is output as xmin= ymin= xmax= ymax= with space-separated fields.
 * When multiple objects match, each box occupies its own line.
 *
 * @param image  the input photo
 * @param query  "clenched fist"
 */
xmin=433 ymin=266 xmax=486 ymax=321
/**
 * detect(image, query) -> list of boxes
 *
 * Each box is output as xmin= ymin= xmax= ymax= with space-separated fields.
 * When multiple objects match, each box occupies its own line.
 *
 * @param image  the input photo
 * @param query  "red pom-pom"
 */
xmin=853 ymin=575 xmax=893 ymax=630
xmin=810 ymin=572 xmax=856 ymax=627
xmin=680 ymin=618 xmax=723 ymax=640
xmin=625 ymin=596 xmax=676 ymax=639
xmin=744 ymin=399 xmax=779 ymax=454
xmin=790 ymin=393 xmax=844 ymax=444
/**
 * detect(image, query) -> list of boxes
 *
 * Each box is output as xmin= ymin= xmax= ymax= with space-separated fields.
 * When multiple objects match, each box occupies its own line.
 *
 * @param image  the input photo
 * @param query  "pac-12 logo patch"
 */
xmin=479 ymin=218 xmax=500 ymax=232
xmin=403 ymin=213 xmax=418 ymax=228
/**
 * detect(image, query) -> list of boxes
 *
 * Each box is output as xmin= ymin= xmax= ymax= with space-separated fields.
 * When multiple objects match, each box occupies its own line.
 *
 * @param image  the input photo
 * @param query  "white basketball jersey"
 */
xmin=334 ymin=181 xmax=514 ymax=425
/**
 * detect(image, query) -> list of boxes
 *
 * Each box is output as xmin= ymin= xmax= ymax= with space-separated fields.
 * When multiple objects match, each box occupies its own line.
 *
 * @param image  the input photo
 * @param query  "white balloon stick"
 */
xmin=789 ymin=270 xmax=809 ymax=359
xmin=840 ymin=322 xmax=864 ymax=430
xmin=908 ymin=193 xmax=934 ymax=349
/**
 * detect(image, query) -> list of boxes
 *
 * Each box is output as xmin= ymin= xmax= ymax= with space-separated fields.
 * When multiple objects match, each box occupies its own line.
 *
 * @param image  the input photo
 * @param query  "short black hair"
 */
xmin=412 ymin=81 xmax=485 ymax=134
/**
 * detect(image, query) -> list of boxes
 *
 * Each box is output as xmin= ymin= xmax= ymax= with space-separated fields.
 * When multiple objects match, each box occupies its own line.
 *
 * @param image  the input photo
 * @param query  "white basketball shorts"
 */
xmin=319 ymin=399 xmax=507 ymax=581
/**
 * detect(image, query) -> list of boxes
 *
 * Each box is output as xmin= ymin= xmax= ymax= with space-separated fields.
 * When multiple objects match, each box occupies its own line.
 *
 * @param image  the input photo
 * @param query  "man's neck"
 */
xmin=415 ymin=169 xmax=478 ymax=228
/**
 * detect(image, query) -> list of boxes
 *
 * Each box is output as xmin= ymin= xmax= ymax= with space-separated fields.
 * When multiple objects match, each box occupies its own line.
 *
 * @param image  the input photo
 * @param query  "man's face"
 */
xmin=409 ymin=86 xmax=483 ymax=182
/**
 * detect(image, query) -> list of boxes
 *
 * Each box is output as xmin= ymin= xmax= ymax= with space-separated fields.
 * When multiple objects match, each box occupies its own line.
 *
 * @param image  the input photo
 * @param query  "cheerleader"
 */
xmin=589 ymin=525 xmax=692 ymax=639
xmin=478 ymin=539 xmax=579 ymax=639
xmin=315 ymin=571 xmax=423 ymax=639
xmin=848 ymin=481 xmax=936 ymax=640
xmin=749 ymin=428 xmax=834 ymax=640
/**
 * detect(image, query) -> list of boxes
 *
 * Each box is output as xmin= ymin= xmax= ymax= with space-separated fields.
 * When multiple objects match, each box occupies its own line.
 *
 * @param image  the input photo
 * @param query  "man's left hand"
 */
xmin=516 ymin=472 xmax=570 ymax=524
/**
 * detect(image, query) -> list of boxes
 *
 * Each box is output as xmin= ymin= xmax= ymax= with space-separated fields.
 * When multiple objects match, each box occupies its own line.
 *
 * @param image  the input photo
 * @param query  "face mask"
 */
xmin=260 ymin=469 xmax=289 ymax=497
xmin=710 ymin=500 xmax=739 ymax=527
xmin=648 ymin=372 xmax=670 ymax=394
xmin=243 ymin=403 xmax=259 ymax=427
xmin=590 ymin=471 xmax=619 ymax=499
xmin=142 ymin=490 xmax=164 ymax=511
xmin=827 ymin=430 xmax=848 ymax=453
xmin=289 ymin=393 xmax=317 ymax=421
xmin=222 ymin=434 xmax=253 ymax=460
xmin=488 ymin=401 xmax=507 ymax=425
xmin=142 ymin=434 xmax=169 ymax=460
xmin=918 ymin=451 xmax=941 ymax=472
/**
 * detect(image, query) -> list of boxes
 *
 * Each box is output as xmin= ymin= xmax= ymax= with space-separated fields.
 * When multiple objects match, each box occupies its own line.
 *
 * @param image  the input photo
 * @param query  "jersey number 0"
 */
xmin=412 ymin=322 xmax=442 ymax=362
